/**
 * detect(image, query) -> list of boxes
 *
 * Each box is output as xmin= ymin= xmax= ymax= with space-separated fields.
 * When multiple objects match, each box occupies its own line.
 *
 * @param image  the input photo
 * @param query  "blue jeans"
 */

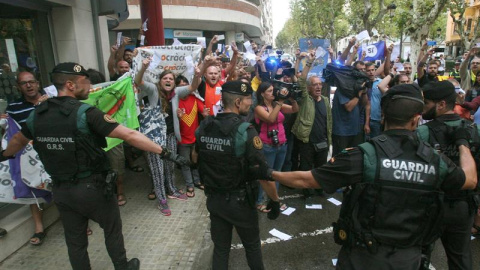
xmin=369 ymin=120 xmax=382 ymax=139
xmin=256 ymin=143 xmax=287 ymax=205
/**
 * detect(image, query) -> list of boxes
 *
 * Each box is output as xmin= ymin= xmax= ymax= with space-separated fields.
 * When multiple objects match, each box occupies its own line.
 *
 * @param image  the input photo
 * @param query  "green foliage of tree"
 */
xmin=447 ymin=0 xmax=480 ymax=50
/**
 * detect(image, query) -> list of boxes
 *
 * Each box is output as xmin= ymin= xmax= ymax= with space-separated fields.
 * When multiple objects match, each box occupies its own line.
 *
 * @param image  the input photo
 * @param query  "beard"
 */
xmin=422 ymin=106 xmax=436 ymax=120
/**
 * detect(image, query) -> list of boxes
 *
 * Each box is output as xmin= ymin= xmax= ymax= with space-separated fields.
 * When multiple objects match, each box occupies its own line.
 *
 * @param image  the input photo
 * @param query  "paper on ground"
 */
xmin=328 ymin=198 xmax=342 ymax=206
xmin=306 ymin=204 xmax=322 ymax=209
xmin=282 ymin=207 xmax=296 ymax=216
xmin=269 ymin=229 xmax=292 ymax=240
xmin=356 ymin=30 xmax=370 ymax=41
xmin=332 ymin=259 xmax=338 ymax=266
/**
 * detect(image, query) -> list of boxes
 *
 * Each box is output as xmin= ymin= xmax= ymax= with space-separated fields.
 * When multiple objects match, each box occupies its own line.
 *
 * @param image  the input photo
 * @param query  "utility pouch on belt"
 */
xmin=332 ymin=218 xmax=353 ymax=247
xmin=313 ymin=141 xmax=328 ymax=152
xmin=103 ymin=171 xmax=118 ymax=199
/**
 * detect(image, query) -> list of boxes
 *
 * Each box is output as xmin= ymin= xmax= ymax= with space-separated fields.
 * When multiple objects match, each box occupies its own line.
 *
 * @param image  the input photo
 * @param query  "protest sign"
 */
xmin=132 ymin=45 xmax=202 ymax=84
xmin=83 ymin=77 xmax=140 ymax=151
xmin=357 ymin=41 xmax=386 ymax=62
xmin=299 ymin=38 xmax=330 ymax=78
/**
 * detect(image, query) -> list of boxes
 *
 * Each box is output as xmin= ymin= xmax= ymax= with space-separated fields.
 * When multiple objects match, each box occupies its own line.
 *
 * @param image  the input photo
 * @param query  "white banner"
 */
xmin=132 ymin=45 xmax=202 ymax=84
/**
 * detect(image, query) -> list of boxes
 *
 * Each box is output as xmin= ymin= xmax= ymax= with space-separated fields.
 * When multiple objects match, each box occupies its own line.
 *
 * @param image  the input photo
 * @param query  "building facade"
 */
xmin=115 ymin=0 xmax=273 ymax=49
xmin=445 ymin=0 xmax=480 ymax=57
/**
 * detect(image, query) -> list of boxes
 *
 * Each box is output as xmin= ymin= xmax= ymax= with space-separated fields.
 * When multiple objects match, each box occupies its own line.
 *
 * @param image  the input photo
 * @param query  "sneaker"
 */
xmin=167 ymin=192 xmax=188 ymax=201
xmin=158 ymin=200 xmax=171 ymax=216
xmin=127 ymin=258 xmax=140 ymax=270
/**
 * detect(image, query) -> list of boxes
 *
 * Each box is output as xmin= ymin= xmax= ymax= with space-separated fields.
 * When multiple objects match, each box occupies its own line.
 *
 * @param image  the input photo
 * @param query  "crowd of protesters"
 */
xmin=1 ymin=29 xmax=480 ymax=269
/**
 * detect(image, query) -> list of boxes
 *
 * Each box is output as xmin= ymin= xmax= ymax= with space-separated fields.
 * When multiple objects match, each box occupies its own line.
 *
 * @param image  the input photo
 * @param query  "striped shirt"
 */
xmin=6 ymin=97 xmax=35 ymax=124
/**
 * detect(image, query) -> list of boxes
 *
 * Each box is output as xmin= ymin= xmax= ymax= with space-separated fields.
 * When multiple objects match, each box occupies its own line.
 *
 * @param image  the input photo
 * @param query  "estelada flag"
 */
xmin=83 ymin=76 xmax=139 ymax=151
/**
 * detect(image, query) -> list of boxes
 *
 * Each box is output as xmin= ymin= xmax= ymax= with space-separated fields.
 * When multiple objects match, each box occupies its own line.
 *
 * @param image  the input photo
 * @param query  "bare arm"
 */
xmin=459 ymin=145 xmax=478 ymax=189
xmin=378 ymin=74 xmax=392 ymax=94
xmin=381 ymin=44 xmax=394 ymax=78
xmin=205 ymin=35 xmax=218 ymax=56
xmin=271 ymin=170 xmax=320 ymax=189
xmin=281 ymin=101 xmax=298 ymax=114
xmin=134 ymin=58 xmax=150 ymax=86
xmin=301 ymin=50 xmax=315 ymax=79
xmin=259 ymin=180 xmax=279 ymax=201
xmin=2 ymin=132 xmax=30 ymax=157
xmin=254 ymin=102 xmax=283 ymax=124
xmin=364 ymin=95 xmax=370 ymax=136
xmin=294 ymin=48 xmax=301 ymax=74
xmin=108 ymin=125 xmax=163 ymax=155
xmin=108 ymin=45 xmax=118 ymax=78
xmin=340 ymin=37 xmax=356 ymax=64
xmin=115 ymin=37 xmax=132 ymax=63
xmin=345 ymin=44 xmax=359 ymax=66
xmin=224 ymin=42 xmax=239 ymax=77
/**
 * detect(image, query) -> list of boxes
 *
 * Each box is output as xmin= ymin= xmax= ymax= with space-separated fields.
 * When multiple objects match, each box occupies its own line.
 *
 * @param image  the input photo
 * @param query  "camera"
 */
xmin=272 ymin=80 xmax=302 ymax=102
xmin=267 ymin=129 xmax=280 ymax=145
xmin=265 ymin=50 xmax=285 ymax=71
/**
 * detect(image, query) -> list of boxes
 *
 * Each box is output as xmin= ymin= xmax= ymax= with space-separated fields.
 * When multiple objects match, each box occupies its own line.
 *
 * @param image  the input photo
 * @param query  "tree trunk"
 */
xmin=409 ymin=24 xmax=430 ymax=81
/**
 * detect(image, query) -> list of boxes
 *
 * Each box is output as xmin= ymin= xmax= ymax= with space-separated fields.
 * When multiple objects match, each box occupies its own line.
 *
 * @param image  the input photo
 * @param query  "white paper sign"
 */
xmin=315 ymin=46 xmax=326 ymax=58
xmin=390 ymin=44 xmax=400 ymax=61
xmin=140 ymin=35 xmax=146 ymax=46
xmin=142 ymin=18 xmax=148 ymax=32
xmin=197 ymin=37 xmax=206 ymax=48
xmin=217 ymin=34 xmax=225 ymax=41
xmin=44 ymin=85 xmax=57 ymax=97
xmin=116 ymin=32 xmax=122 ymax=47
xmin=356 ymin=30 xmax=370 ymax=41
xmin=217 ymin=44 xmax=223 ymax=53
xmin=394 ymin=63 xmax=404 ymax=72
xmin=185 ymin=55 xmax=194 ymax=75
xmin=243 ymin=41 xmax=254 ymax=54
xmin=269 ymin=229 xmax=292 ymax=241
xmin=305 ymin=204 xmax=322 ymax=209
xmin=172 ymin=38 xmax=183 ymax=46
xmin=282 ymin=207 xmax=296 ymax=216
xmin=328 ymin=198 xmax=342 ymax=206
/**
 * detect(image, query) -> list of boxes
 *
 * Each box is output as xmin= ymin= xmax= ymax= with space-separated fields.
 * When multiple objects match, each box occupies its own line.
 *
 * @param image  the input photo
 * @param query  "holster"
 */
xmin=332 ymin=218 xmax=353 ymax=247
xmin=102 ymin=170 xmax=118 ymax=200
xmin=245 ymin=181 xmax=258 ymax=209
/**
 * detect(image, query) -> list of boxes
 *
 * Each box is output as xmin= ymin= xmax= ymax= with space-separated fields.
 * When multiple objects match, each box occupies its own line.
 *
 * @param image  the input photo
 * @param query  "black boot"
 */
xmin=127 ymin=258 xmax=140 ymax=270
xmin=0 ymin=228 xmax=7 ymax=237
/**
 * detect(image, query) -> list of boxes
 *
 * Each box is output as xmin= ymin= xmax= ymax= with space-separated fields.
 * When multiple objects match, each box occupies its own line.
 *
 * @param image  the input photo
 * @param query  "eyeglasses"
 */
xmin=18 ymin=80 xmax=37 ymax=86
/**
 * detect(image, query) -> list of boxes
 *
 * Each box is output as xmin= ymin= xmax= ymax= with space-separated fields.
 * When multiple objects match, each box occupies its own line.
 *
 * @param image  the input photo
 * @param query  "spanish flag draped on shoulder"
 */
xmin=83 ymin=75 xmax=139 ymax=151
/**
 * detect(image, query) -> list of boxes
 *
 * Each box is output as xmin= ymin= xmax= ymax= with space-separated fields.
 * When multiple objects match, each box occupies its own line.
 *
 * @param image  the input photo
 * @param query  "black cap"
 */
xmin=51 ymin=62 xmax=89 ymax=77
xmin=381 ymin=84 xmax=424 ymax=107
xmin=221 ymin=81 xmax=253 ymax=96
xmin=422 ymin=81 xmax=455 ymax=101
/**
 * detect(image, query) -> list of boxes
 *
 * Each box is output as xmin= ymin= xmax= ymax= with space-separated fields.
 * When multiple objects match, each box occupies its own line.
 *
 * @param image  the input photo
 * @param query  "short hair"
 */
xmin=365 ymin=62 xmax=375 ymax=68
xmin=17 ymin=71 xmax=36 ymax=83
xmin=175 ymin=75 xmax=189 ymax=86
xmin=222 ymin=91 xmax=246 ymax=109
xmin=51 ymin=73 xmax=81 ymax=91
xmin=86 ymin=69 xmax=105 ymax=84
xmin=382 ymin=98 xmax=423 ymax=126
xmin=428 ymin=60 xmax=439 ymax=67
xmin=353 ymin=61 xmax=365 ymax=69
xmin=124 ymin=48 xmax=133 ymax=53
xmin=306 ymin=75 xmax=321 ymax=87
xmin=391 ymin=74 xmax=409 ymax=86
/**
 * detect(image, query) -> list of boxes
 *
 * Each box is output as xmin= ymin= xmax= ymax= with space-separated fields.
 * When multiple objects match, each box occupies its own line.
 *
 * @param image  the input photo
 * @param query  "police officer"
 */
xmin=194 ymin=80 xmax=280 ymax=270
xmin=0 ymin=62 xmax=187 ymax=270
xmin=417 ymin=81 xmax=479 ymax=270
xmin=255 ymin=84 xmax=478 ymax=269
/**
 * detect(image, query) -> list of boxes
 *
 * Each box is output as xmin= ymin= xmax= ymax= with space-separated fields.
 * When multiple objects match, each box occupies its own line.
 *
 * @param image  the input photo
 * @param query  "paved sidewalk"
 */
xmin=0 ymin=160 xmax=211 ymax=270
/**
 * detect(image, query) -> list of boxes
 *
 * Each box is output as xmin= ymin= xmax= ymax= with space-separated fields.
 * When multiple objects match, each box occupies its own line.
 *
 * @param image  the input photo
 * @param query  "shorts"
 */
xmin=105 ymin=144 xmax=126 ymax=176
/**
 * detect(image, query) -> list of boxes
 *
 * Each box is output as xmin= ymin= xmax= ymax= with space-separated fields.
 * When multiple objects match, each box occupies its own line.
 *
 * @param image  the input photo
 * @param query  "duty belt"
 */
xmin=53 ymin=173 xmax=104 ymax=187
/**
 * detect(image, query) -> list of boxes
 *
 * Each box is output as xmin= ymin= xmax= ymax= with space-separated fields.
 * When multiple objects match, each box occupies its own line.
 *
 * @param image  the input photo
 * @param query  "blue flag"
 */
xmin=357 ymin=41 xmax=385 ymax=62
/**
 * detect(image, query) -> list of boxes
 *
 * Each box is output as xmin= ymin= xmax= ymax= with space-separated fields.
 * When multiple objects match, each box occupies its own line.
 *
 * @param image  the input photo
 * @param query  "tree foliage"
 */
xmin=447 ymin=0 xmax=480 ymax=50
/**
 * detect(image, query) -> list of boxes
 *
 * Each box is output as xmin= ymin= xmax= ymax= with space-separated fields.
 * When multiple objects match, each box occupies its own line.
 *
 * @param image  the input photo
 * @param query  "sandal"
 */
xmin=280 ymin=202 xmax=288 ymax=211
xmin=128 ymin=165 xmax=144 ymax=173
xmin=30 ymin=231 xmax=46 ymax=246
xmin=87 ymin=228 xmax=93 ymax=236
xmin=257 ymin=204 xmax=270 ymax=213
xmin=194 ymin=183 xmax=205 ymax=190
xmin=472 ymin=224 xmax=480 ymax=237
xmin=147 ymin=191 xmax=156 ymax=200
xmin=186 ymin=187 xmax=195 ymax=198
xmin=117 ymin=194 xmax=127 ymax=206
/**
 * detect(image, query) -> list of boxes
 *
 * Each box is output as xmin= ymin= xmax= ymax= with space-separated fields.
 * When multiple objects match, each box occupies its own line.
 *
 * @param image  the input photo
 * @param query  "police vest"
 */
xmin=196 ymin=116 xmax=250 ymax=193
xmin=26 ymin=98 xmax=110 ymax=182
xmin=334 ymin=134 xmax=447 ymax=249
xmin=417 ymin=118 xmax=480 ymax=199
